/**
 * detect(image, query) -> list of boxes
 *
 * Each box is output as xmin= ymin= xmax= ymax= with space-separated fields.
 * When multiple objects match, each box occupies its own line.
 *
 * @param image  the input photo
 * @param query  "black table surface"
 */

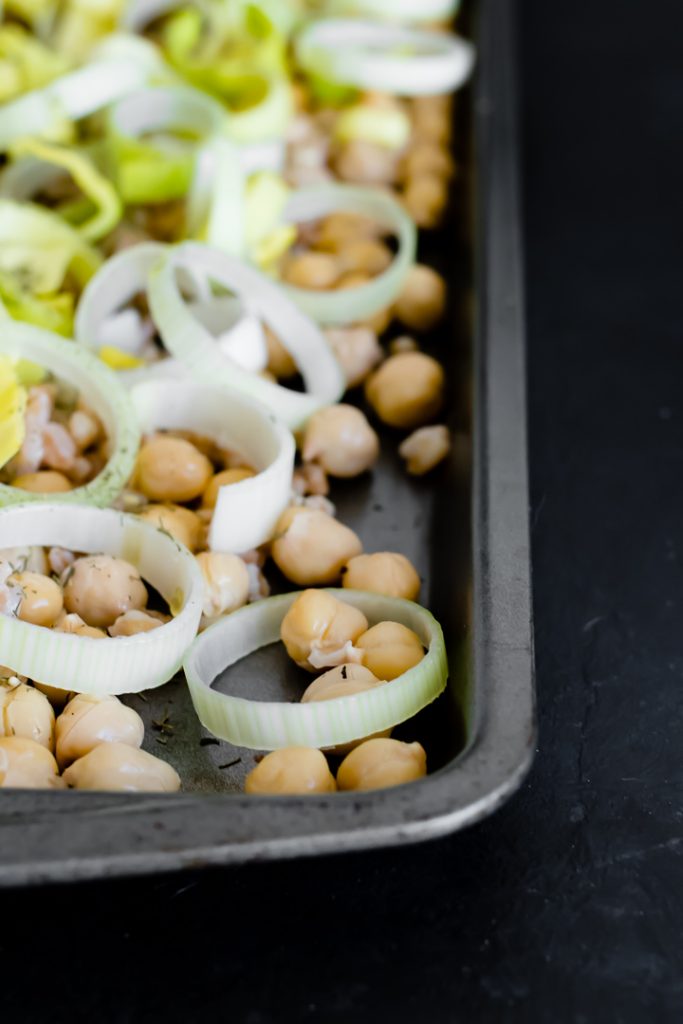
xmin=4 ymin=2 xmax=683 ymax=1021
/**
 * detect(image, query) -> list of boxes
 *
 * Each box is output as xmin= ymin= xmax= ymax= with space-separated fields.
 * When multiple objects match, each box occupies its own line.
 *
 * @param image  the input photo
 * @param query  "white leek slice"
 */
xmin=147 ymin=242 xmax=345 ymax=429
xmin=75 ymin=240 xmax=167 ymax=359
xmin=0 ymin=35 xmax=164 ymax=150
xmin=325 ymin=0 xmax=461 ymax=24
xmin=184 ymin=589 xmax=447 ymax=750
xmin=295 ymin=19 xmax=475 ymax=96
xmin=0 ymin=322 xmax=139 ymax=508
xmin=108 ymin=85 xmax=224 ymax=202
xmin=0 ymin=503 xmax=203 ymax=695
xmin=131 ymin=378 xmax=295 ymax=552
xmin=74 ymin=242 xmax=266 ymax=376
xmin=281 ymin=184 xmax=416 ymax=326
xmin=5 ymin=138 xmax=122 ymax=242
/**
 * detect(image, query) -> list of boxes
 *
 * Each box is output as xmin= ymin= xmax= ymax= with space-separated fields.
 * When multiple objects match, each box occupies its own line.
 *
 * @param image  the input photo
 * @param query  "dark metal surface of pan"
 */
xmin=0 ymin=0 xmax=534 ymax=886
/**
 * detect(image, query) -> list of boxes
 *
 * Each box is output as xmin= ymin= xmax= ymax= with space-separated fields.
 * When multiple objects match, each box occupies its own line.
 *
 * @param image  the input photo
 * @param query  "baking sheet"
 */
xmin=0 ymin=0 xmax=534 ymax=886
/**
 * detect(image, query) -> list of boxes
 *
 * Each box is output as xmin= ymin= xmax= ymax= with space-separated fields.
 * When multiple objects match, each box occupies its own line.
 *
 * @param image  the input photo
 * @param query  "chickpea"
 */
xmin=401 ymin=143 xmax=455 ymax=182
xmin=365 ymin=352 xmax=444 ymax=429
xmin=357 ymin=621 xmax=425 ymax=680
xmin=403 ymin=174 xmax=449 ymax=229
xmin=315 ymin=211 xmax=380 ymax=251
xmin=342 ymin=552 xmax=421 ymax=601
xmin=196 ymin=551 xmax=249 ymax=620
xmin=301 ymin=663 xmax=390 ymax=755
xmin=9 ymin=571 xmax=64 ymax=627
xmin=394 ymin=264 xmax=447 ymax=332
xmin=282 ymin=251 xmax=340 ymax=290
xmin=271 ymin=506 xmax=362 ymax=586
xmin=334 ymin=140 xmax=398 ymax=186
xmin=265 ymin=325 xmax=297 ymax=379
xmin=54 ymin=612 xmax=107 ymax=639
xmin=55 ymin=693 xmax=144 ymax=769
xmin=201 ymin=467 xmax=255 ymax=510
xmin=324 ymin=326 xmax=383 ymax=388
xmin=245 ymin=747 xmax=336 ymax=795
xmin=108 ymin=609 xmax=167 ymax=637
xmin=399 ymin=425 xmax=451 ymax=475
xmin=280 ymin=588 xmax=368 ymax=671
xmin=302 ymin=405 xmax=379 ymax=478
xmin=0 ymin=736 xmax=63 ymax=789
xmin=137 ymin=503 xmax=204 ymax=552
xmin=63 ymin=555 xmax=148 ymax=628
xmin=63 ymin=742 xmax=180 ymax=792
xmin=338 ymin=239 xmax=392 ymax=277
xmin=135 ymin=436 xmax=213 ymax=503
xmin=0 ymin=682 xmax=55 ymax=749
xmin=68 ymin=409 xmax=101 ymax=451
xmin=337 ymin=737 xmax=427 ymax=791
xmin=12 ymin=471 xmax=72 ymax=493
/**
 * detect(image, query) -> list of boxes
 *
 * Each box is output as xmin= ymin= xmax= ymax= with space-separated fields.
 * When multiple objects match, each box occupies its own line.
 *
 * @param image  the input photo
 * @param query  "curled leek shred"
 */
xmin=8 ymin=138 xmax=123 ymax=242
xmin=161 ymin=3 xmax=286 ymax=99
xmin=334 ymin=102 xmax=412 ymax=150
xmin=0 ymin=270 xmax=74 ymax=336
xmin=52 ymin=0 xmax=128 ymax=61
xmin=0 ymin=33 xmax=165 ymax=151
xmin=159 ymin=3 xmax=293 ymax=142
xmin=0 ymin=25 xmax=71 ymax=104
xmin=0 ymin=199 xmax=101 ymax=299
xmin=245 ymin=172 xmax=295 ymax=269
xmin=0 ymin=321 xmax=140 ymax=508
xmin=147 ymin=241 xmax=345 ymax=429
xmin=280 ymin=184 xmax=416 ymax=326
xmin=295 ymin=18 xmax=475 ymax=96
xmin=131 ymin=378 xmax=295 ymax=552
xmin=107 ymin=85 xmax=226 ymax=205
xmin=0 ymin=503 xmax=203 ymax=696
xmin=184 ymin=589 xmax=448 ymax=751
xmin=0 ymin=356 xmax=27 ymax=470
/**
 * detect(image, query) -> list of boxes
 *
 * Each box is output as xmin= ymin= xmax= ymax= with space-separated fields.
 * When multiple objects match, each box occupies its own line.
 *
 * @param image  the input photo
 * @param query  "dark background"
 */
xmin=4 ymin=1 xmax=683 ymax=1020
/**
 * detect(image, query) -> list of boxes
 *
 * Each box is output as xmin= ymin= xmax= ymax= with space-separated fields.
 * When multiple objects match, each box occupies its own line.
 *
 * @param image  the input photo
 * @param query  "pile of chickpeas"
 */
xmin=0 ymin=543 xmax=181 ymax=790
xmin=1 ymin=375 xmax=107 ymax=494
xmin=244 ymin=589 xmax=428 ymax=794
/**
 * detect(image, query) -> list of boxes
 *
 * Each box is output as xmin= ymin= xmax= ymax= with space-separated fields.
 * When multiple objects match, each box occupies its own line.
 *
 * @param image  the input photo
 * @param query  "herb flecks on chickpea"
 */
xmin=302 ymin=663 xmax=391 ymax=755
xmin=245 ymin=747 xmax=337 ymax=795
xmin=10 ymin=571 xmax=64 ymax=627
